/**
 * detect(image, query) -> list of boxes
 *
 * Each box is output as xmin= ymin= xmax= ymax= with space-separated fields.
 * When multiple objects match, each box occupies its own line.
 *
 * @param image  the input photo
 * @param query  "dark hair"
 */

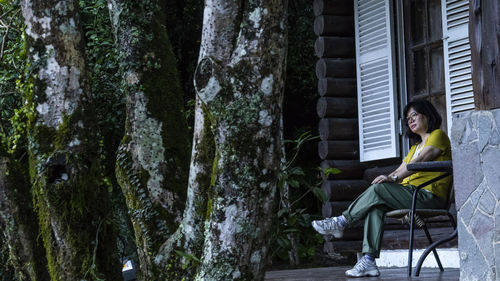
xmin=403 ymin=99 xmax=442 ymax=142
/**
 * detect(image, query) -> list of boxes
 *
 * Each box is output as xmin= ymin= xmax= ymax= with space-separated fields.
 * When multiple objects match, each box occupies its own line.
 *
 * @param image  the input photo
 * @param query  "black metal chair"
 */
xmin=385 ymin=160 xmax=456 ymax=276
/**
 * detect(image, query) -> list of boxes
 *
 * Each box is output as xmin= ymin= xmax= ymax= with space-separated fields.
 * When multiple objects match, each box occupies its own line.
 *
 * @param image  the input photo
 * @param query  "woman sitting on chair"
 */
xmin=312 ymin=99 xmax=452 ymax=277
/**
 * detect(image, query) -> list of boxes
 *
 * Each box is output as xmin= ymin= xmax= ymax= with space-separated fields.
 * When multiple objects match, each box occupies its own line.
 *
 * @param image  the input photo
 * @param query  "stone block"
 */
xmin=492 ymin=108 xmax=500 ymax=122
xmin=451 ymin=116 xmax=468 ymax=146
xmin=458 ymin=218 xmax=495 ymax=281
xmin=469 ymin=181 xmax=487 ymax=212
xmin=453 ymin=143 xmax=484 ymax=208
xmin=458 ymin=200 xmax=475 ymax=225
xmin=481 ymin=147 xmax=500 ymax=201
xmin=479 ymin=188 xmax=497 ymax=215
xmin=470 ymin=211 xmax=495 ymax=267
xmin=490 ymin=127 xmax=500 ymax=145
xmin=496 ymin=204 xmax=500 ymax=243
xmin=496 ymin=243 xmax=500 ymax=281
xmin=478 ymin=113 xmax=493 ymax=152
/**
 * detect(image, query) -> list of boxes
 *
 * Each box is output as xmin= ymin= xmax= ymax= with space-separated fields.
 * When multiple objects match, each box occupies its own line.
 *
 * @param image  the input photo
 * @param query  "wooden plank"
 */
xmin=318 ymin=118 xmax=357 ymax=140
xmin=314 ymin=15 xmax=354 ymax=36
xmin=320 ymin=159 xmax=366 ymax=179
xmin=317 ymin=97 xmax=357 ymax=118
xmin=315 ymin=36 xmax=354 ymax=58
xmin=315 ymin=58 xmax=355 ymax=79
xmin=321 ymin=180 xmax=369 ymax=201
xmin=313 ymin=0 xmax=353 ymax=16
xmin=362 ymin=164 xmax=400 ymax=182
xmin=322 ymin=200 xmax=351 ymax=218
xmin=470 ymin=0 xmax=500 ymax=109
xmin=318 ymin=140 xmax=359 ymax=160
xmin=265 ymin=266 xmax=459 ymax=281
xmin=317 ymin=77 xmax=356 ymax=97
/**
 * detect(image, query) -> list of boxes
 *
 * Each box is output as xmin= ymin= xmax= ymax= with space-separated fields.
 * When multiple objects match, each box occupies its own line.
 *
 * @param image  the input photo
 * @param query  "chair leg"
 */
xmin=415 ymin=229 xmax=458 ymax=276
xmin=408 ymin=216 xmax=415 ymax=276
xmin=422 ymin=225 xmax=444 ymax=271
xmin=448 ymin=213 xmax=456 ymax=229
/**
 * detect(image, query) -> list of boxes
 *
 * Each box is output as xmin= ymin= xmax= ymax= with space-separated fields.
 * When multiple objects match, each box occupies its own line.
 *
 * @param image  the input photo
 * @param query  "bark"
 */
xmin=0 ymin=148 xmax=50 ymax=281
xmin=155 ymin=98 xmax=214 ymax=280
xmin=20 ymin=1 xmax=120 ymax=280
xmin=107 ymin=0 xmax=191 ymax=279
xmin=193 ymin=1 xmax=288 ymax=280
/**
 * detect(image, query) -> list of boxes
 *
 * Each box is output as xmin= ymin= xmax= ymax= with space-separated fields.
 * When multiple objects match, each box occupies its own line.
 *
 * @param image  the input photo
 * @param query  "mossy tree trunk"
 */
xmin=192 ymin=1 xmax=288 ymax=280
xmin=107 ymin=0 xmax=191 ymax=279
xmin=0 ymin=146 xmax=50 ymax=281
xmin=20 ymin=0 xmax=121 ymax=280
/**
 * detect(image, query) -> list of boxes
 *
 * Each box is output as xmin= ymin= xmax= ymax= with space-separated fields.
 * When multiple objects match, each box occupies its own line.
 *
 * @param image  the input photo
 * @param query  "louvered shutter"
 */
xmin=355 ymin=0 xmax=399 ymax=162
xmin=442 ymin=0 xmax=475 ymax=133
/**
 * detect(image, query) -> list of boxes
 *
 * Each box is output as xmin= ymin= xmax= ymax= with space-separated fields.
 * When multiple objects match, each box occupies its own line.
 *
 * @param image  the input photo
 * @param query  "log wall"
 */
xmin=312 ymin=0 xmax=457 ymax=249
xmin=314 ymin=0 xmax=369 ymax=241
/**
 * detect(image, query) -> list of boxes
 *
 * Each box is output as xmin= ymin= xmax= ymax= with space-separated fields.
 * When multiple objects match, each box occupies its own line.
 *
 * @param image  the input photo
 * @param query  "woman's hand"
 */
xmin=372 ymin=174 xmax=393 ymax=184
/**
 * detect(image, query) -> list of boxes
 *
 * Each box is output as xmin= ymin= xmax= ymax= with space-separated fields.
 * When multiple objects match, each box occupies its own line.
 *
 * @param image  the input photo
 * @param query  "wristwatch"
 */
xmin=391 ymin=174 xmax=398 ymax=182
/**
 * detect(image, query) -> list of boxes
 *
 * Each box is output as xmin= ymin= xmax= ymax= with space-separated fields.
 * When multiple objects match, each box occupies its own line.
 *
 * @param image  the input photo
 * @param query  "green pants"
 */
xmin=342 ymin=183 xmax=444 ymax=257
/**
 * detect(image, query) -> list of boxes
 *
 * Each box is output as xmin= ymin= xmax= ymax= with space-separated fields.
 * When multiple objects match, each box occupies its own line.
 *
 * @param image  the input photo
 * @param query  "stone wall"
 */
xmin=451 ymin=109 xmax=500 ymax=281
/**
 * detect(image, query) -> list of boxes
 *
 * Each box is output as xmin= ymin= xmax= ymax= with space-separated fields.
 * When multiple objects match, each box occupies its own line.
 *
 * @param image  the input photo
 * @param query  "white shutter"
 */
xmin=355 ymin=0 xmax=399 ymax=162
xmin=442 ymin=0 xmax=475 ymax=133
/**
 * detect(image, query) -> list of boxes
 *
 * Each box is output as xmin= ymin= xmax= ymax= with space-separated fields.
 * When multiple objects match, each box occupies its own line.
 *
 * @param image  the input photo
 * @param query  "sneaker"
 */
xmin=345 ymin=258 xmax=380 ymax=277
xmin=311 ymin=217 xmax=345 ymax=238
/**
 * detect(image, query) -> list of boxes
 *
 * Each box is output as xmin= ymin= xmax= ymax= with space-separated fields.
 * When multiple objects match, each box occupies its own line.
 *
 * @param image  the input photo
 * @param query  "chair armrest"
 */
xmin=407 ymin=161 xmax=452 ymax=173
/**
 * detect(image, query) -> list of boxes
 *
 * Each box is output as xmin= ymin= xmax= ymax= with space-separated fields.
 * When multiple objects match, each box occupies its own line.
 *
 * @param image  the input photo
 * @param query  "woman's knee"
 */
xmin=369 ymin=183 xmax=397 ymax=197
xmin=370 ymin=183 xmax=386 ymax=193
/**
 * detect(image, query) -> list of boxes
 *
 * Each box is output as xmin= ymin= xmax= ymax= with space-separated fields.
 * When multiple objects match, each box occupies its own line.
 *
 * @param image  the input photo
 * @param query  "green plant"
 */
xmin=270 ymin=132 xmax=338 ymax=263
xmin=174 ymin=250 xmax=200 ymax=270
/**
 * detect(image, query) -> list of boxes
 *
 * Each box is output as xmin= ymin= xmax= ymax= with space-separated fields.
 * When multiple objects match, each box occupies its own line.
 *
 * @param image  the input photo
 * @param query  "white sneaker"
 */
xmin=311 ymin=217 xmax=345 ymax=238
xmin=345 ymin=258 xmax=380 ymax=277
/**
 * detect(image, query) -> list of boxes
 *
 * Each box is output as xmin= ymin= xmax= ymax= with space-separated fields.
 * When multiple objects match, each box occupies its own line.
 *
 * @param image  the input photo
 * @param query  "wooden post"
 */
xmin=469 ymin=0 xmax=500 ymax=109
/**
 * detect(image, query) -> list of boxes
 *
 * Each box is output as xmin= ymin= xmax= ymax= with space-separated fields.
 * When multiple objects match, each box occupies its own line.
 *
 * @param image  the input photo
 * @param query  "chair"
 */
xmin=385 ymin=160 xmax=457 ymax=276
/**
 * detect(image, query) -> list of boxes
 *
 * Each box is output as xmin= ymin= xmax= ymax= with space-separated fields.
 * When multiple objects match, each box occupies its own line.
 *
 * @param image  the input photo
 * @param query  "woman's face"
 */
xmin=406 ymin=107 xmax=428 ymax=135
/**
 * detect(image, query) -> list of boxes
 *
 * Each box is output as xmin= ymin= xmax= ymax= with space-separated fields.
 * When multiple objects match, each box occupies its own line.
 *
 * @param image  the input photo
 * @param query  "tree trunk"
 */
xmin=20 ymin=0 xmax=120 ymax=280
xmin=156 ymin=98 xmax=215 ymax=280
xmin=0 ymin=149 xmax=50 ymax=281
xmin=193 ymin=1 xmax=288 ymax=280
xmin=107 ymin=0 xmax=191 ymax=279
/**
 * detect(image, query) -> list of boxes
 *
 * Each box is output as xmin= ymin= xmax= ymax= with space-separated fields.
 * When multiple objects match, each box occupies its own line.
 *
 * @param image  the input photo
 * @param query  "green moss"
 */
xmin=54 ymin=114 xmax=72 ymax=151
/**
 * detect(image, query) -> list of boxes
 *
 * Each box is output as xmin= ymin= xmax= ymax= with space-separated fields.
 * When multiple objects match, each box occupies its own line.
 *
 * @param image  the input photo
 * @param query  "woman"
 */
xmin=312 ymin=100 xmax=452 ymax=277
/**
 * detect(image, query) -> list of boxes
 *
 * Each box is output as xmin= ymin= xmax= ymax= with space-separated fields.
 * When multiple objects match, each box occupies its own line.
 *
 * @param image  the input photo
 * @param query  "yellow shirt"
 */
xmin=401 ymin=129 xmax=452 ymax=199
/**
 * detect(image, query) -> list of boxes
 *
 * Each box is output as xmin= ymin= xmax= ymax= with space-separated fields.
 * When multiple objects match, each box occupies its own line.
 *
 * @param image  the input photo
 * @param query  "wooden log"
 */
xmin=313 ymin=0 xmax=354 ymax=16
xmin=317 ymin=97 xmax=357 ymax=118
xmin=318 ymin=78 xmax=356 ymax=97
xmin=322 ymin=201 xmax=351 ymax=218
xmin=315 ymin=58 xmax=355 ymax=79
xmin=318 ymin=118 xmax=357 ymax=140
xmin=314 ymin=15 xmax=354 ymax=37
xmin=315 ymin=36 xmax=355 ymax=58
xmin=318 ymin=140 xmax=359 ymax=160
xmin=320 ymin=160 xmax=366 ymax=179
xmin=362 ymin=164 xmax=400 ymax=182
xmin=321 ymin=180 xmax=370 ymax=201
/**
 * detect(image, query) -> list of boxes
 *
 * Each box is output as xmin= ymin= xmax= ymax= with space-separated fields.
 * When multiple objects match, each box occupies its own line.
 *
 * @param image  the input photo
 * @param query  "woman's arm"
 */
xmin=371 ymin=145 xmax=442 ymax=184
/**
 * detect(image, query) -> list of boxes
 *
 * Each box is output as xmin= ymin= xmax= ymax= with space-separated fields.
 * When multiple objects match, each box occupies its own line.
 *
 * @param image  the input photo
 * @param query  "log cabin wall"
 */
xmin=313 ymin=0 xmax=457 ymax=257
xmin=313 ymin=0 xmax=370 ymax=243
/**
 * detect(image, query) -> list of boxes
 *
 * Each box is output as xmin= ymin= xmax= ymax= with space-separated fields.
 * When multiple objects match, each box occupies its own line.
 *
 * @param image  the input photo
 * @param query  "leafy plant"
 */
xmin=174 ymin=250 xmax=200 ymax=270
xmin=270 ymin=132 xmax=334 ymax=263
xmin=0 ymin=2 xmax=25 ymax=151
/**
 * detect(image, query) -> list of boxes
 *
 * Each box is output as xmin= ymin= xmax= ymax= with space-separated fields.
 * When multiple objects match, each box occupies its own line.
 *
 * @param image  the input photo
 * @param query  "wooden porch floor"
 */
xmin=265 ymin=266 xmax=459 ymax=281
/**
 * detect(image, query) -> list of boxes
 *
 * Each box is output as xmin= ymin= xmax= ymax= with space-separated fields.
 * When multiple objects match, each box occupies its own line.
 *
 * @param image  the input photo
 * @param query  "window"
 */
xmin=404 ymin=0 xmax=448 ymax=131
xmin=355 ymin=0 xmax=474 ymax=162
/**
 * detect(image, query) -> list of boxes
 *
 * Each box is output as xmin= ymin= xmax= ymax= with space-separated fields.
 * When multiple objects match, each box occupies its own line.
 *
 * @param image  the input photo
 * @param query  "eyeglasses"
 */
xmin=406 ymin=112 xmax=419 ymax=123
